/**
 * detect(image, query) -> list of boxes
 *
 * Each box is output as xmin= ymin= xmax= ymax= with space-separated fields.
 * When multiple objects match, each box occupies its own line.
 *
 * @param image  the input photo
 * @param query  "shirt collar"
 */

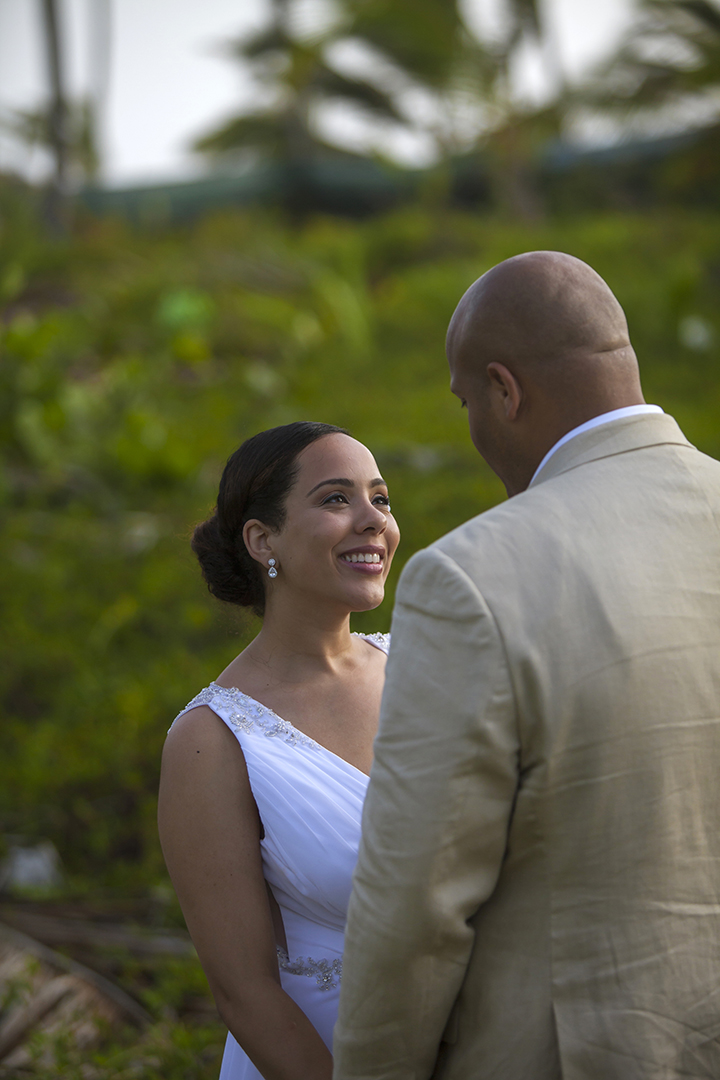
xmin=529 ymin=405 xmax=665 ymax=487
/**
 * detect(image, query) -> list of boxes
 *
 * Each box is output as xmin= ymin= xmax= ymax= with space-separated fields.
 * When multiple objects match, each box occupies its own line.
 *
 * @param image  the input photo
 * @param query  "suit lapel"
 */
xmin=529 ymin=414 xmax=694 ymax=489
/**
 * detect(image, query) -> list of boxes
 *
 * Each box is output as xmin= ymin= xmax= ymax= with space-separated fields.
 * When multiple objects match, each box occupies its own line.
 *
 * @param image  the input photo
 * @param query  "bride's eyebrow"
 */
xmin=306 ymin=477 xmax=385 ymax=496
xmin=306 ymin=478 xmax=354 ymax=496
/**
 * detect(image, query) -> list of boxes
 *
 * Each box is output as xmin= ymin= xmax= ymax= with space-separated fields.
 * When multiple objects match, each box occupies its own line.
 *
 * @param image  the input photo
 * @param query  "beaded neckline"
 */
xmin=171 ymin=633 xmax=389 ymax=761
xmin=175 ymin=682 xmax=319 ymax=749
xmin=353 ymin=631 xmax=390 ymax=652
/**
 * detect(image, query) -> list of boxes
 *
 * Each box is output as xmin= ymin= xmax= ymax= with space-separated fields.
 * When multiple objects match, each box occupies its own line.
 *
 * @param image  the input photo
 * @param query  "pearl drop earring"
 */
xmin=267 ymin=558 xmax=278 ymax=579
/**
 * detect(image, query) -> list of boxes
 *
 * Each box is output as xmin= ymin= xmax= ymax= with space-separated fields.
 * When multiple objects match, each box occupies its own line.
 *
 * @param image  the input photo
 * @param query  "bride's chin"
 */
xmin=348 ymin=586 xmax=386 ymax=613
xmin=326 ymin=573 xmax=387 ymax=613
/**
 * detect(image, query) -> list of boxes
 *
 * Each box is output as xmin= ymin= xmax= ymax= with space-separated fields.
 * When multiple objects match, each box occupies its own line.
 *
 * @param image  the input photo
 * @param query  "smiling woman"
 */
xmin=157 ymin=421 xmax=400 ymax=1080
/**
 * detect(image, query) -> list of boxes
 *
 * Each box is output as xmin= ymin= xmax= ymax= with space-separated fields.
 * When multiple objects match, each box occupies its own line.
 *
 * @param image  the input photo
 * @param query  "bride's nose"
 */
xmin=356 ymin=499 xmax=387 ymax=533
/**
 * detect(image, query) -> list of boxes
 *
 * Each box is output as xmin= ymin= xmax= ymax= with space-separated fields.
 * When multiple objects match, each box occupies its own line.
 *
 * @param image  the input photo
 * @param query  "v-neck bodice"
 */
xmin=170 ymin=632 xmax=390 ymax=1078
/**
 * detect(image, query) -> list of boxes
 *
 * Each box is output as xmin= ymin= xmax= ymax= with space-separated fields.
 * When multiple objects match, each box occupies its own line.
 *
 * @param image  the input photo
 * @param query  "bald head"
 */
xmin=447 ymin=252 xmax=646 ymax=495
xmin=447 ymin=251 xmax=635 ymax=376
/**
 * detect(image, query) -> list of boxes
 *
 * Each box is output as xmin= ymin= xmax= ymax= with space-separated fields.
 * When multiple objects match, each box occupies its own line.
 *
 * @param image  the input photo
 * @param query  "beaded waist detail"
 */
xmin=276 ymin=945 xmax=343 ymax=991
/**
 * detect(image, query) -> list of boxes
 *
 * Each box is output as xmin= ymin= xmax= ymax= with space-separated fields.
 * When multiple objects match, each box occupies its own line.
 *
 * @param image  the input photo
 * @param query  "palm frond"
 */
xmin=577 ymin=0 xmax=720 ymax=115
xmin=505 ymin=0 xmax=542 ymax=44
xmin=192 ymin=112 xmax=286 ymax=155
xmin=1 ymin=100 xmax=99 ymax=177
xmin=230 ymin=27 xmax=292 ymax=61
xmin=345 ymin=0 xmax=466 ymax=87
xmin=314 ymin=69 xmax=407 ymax=122
xmin=671 ymin=1 xmax=720 ymax=34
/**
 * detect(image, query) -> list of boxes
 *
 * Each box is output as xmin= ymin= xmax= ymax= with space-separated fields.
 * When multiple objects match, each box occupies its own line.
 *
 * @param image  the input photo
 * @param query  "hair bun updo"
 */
xmin=191 ymin=513 xmax=256 ymax=608
xmin=192 ymin=421 xmax=349 ymax=616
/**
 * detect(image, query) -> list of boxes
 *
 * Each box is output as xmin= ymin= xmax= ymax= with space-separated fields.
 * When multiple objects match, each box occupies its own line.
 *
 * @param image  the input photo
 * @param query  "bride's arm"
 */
xmin=158 ymin=706 xmax=333 ymax=1080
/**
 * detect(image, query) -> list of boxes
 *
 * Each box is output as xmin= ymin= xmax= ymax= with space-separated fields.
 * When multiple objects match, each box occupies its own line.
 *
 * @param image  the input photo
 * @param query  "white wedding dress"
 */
xmin=171 ymin=632 xmax=390 ymax=1079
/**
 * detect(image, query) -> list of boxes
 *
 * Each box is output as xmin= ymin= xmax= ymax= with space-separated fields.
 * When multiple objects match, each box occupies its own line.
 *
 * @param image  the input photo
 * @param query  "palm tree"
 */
xmin=195 ymin=0 xmax=556 ymax=164
xmin=459 ymin=0 xmax=562 ymax=217
xmin=577 ymin=0 xmax=720 ymax=134
xmin=342 ymin=0 xmax=472 ymax=92
xmin=341 ymin=0 xmax=555 ymax=159
xmin=349 ymin=0 xmax=560 ymax=214
xmin=339 ymin=0 xmax=491 ymax=161
xmin=39 ymin=0 xmax=69 ymax=228
xmin=193 ymin=0 xmax=408 ymax=167
xmin=3 ymin=100 xmax=100 ymax=183
xmin=2 ymin=0 xmax=110 ymax=227
xmin=195 ymin=0 xmax=557 ymax=214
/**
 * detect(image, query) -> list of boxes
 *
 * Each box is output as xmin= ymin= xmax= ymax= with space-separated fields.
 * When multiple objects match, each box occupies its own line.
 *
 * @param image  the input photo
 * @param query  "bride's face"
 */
xmin=267 ymin=434 xmax=400 ymax=614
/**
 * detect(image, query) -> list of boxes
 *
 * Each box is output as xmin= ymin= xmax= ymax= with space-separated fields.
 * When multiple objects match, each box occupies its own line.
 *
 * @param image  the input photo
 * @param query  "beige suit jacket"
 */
xmin=334 ymin=414 xmax=720 ymax=1080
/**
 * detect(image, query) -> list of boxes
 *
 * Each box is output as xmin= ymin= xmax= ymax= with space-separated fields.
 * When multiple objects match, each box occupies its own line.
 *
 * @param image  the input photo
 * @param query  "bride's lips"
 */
xmin=338 ymin=545 xmax=385 ymax=574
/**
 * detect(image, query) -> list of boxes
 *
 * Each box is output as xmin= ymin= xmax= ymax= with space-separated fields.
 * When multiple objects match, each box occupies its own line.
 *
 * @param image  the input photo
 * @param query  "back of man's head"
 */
xmin=447 ymin=251 xmax=646 ymax=494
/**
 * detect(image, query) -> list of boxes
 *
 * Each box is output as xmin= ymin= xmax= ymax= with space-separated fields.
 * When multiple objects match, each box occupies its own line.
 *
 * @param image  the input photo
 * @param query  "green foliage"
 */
xmin=1 ymin=192 xmax=720 ymax=1077
xmin=2 ymin=198 xmax=719 ymax=900
xmin=27 ymin=1015 xmax=224 ymax=1080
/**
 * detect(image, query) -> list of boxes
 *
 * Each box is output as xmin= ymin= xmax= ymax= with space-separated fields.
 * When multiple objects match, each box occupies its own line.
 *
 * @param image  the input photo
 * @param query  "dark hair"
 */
xmin=192 ymin=421 xmax=349 ymax=615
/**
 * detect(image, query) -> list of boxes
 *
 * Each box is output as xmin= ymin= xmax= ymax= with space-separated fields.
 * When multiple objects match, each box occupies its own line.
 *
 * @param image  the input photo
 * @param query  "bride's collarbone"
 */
xmin=218 ymin=638 xmax=386 ymax=738
xmin=240 ymin=675 xmax=379 ymax=776
xmin=273 ymin=676 xmax=383 ymax=738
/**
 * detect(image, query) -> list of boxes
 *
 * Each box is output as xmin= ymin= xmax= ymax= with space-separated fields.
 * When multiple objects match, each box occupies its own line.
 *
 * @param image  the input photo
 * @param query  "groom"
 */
xmin=334 ymin=252 xmax=720 ymax=1079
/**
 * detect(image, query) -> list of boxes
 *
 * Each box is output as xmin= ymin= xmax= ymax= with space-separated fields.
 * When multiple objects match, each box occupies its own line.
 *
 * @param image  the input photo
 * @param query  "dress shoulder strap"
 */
xmin=357 ymin=632 xmax=390 ymax=655
xmin=168 ymin=683 xmax=318 ymax=747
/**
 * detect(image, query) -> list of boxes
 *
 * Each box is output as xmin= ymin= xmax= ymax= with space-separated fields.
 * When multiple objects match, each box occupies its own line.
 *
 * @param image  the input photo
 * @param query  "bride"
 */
xmin=158 ymin=421 xmax=400 ymax=1079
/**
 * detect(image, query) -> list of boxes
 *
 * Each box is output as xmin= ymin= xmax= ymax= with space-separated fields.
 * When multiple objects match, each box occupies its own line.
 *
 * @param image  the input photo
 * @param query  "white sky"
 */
xmin=0 ymin=0 xmax=635 ymax=186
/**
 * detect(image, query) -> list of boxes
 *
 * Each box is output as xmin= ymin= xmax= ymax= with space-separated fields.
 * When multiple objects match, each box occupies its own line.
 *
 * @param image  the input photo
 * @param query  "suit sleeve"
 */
xmin=333 ymin=546 xmax=519 ymax=1080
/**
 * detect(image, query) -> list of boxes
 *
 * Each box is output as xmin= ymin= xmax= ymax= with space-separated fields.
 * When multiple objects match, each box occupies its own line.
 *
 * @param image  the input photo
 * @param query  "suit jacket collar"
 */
xmin=528 ymin=413 xmax=693 ymax=489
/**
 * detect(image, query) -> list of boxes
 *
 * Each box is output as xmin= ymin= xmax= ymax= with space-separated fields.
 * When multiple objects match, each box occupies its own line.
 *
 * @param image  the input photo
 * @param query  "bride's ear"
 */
xmin=243 ymin=520 xmax=274 ymax=566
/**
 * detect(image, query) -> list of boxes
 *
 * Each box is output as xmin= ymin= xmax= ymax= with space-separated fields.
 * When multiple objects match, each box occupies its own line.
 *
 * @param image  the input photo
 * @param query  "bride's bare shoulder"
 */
xmin=159 ymin=704 xmax=258 ymax=839
xmin=162 ymin=702 xmax=246 ymax=779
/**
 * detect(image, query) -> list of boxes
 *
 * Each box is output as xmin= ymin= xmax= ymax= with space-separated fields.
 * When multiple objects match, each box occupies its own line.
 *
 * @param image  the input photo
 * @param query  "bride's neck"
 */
xmin=247 ymin=601 xmax=355 ymax=679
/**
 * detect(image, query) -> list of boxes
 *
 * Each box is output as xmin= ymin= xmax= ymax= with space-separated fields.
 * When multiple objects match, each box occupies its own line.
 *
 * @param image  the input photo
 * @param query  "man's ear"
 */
xmin=487 ymin=361 xmax=523 ymax=421
xmin=243 ymin=520 xmax=274 ymax=567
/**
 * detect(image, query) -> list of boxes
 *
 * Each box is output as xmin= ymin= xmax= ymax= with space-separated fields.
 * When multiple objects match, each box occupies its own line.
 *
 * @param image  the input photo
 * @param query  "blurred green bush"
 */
xmin=1 ymin=187 xmax=719 ymax=898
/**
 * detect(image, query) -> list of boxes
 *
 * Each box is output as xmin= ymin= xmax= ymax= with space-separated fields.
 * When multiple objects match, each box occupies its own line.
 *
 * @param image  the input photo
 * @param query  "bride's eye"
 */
xmin=321 ymin=492 xmax=349 ymax=505
xmin=373 ymin=494 xmax=391 ymax=509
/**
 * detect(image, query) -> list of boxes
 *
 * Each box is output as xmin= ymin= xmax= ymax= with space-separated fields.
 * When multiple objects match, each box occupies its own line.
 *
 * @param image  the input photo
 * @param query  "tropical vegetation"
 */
xmin=2 ymin=1 xmax=720 ymax=1076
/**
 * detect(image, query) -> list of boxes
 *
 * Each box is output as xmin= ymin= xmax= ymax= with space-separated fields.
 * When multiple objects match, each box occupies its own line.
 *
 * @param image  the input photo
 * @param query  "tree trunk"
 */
xmin=40 ymin=0 xmax=69 ymax=230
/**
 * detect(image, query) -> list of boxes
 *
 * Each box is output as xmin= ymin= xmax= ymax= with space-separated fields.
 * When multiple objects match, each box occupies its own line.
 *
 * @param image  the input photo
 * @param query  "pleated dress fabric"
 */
xmin=171 ymin=633 xmax=389 ymax=1080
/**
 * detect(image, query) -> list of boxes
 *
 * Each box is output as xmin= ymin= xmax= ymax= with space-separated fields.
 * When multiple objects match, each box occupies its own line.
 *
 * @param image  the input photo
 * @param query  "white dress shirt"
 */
xmin=529 ymin=404 xmax=664 ymax=487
